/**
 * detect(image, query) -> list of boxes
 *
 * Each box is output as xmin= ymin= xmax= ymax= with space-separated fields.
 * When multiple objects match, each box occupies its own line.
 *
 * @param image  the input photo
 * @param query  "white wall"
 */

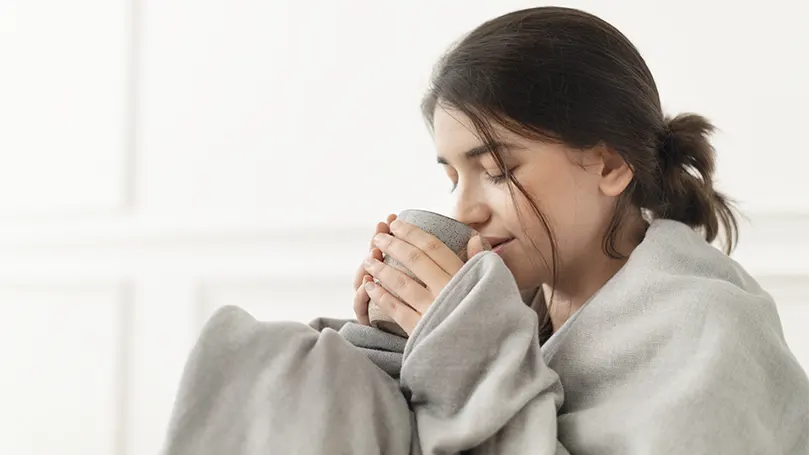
xmin=0 ymin=1 xmax=807 ymax=454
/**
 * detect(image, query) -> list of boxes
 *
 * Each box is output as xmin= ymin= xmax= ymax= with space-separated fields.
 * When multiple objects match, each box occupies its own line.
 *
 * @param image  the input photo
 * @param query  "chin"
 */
xmin=498 ymin=255 xmax=546 ymax=291
xmin=500 ymin=259 xmax=534 ymax=290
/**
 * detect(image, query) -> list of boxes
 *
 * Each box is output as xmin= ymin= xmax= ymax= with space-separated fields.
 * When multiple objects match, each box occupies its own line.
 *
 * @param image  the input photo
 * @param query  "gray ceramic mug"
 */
xmin=368 ymin=209 xmax=488 ymax=337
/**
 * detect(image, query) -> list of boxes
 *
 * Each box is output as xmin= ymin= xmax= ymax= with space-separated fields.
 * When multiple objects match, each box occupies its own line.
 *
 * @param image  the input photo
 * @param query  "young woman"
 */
xmin=163 ymin=7 xmax=808 ymax=454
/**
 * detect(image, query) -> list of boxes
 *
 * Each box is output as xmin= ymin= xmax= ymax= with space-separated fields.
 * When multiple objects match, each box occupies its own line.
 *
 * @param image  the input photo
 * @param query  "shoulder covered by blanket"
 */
xmin=543 ymin=219 xmax=809 ymax=453
xmin=162 ymin=219 xmax=809 ymax=455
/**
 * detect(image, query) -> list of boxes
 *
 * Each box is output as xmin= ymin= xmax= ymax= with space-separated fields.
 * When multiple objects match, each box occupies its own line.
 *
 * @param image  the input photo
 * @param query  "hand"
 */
xmin=362 ymin=219 xmax=489 ymax=336
xmin=352 ymin=214 xmax=398 ymax=326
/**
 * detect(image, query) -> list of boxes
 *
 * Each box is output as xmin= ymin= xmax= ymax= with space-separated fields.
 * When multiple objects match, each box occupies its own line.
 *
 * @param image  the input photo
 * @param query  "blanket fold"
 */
xmin=161 ymin=309 xmax=412 ymax=454
xmin=338 ymin=322 xmax=406 ymax=378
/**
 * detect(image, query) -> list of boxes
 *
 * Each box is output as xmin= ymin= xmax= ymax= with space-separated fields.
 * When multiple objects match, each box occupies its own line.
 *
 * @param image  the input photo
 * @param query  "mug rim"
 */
xmin=397 ymin=209 xmax=470 ymax=230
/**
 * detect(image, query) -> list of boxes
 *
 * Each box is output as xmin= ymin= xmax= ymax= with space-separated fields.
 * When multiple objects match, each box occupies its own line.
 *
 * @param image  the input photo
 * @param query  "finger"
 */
xmin=388 ymin=220 xmax=466 ymax=276
xmin=357 ymin=223 xmax=393 ymax=289
xmin=373 ymin=246 xmax=409 ymax=276
xmin=466 ymin=235 xmax=491 ymax=259
xmin=363 ymin=256 xmax=433 ymax=313
xmin=357 ymin=216 xmax=398 ymax=288
xmin=373 ymin=232 xmax=453 ymax=293
xmin=370 ymin=221 xmax=389 ymax=249
xmin=364 ymin=280 xmax=419 ymax=336
xmin=353 ymin=275 xmax=373 ymax=326
xmin=353 ymin=264 xmax=366 ymax=290
xmin=371 ymin=247 xmax=384 ymax=262
xmin=353 ymin=251 xmax=376 ymax=289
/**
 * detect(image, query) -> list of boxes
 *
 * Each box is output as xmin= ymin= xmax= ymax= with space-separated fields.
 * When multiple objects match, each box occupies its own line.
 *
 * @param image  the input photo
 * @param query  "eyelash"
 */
xmin=485 ymin=171 xmax=509 ymax=185
xmin=450 ymin=168 xmax=515 ymax=193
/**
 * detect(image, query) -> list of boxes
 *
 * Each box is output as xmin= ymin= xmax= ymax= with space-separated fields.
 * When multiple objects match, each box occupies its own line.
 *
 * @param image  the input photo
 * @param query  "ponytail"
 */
xmin=651 ymin=113 xmax=739 ymax=253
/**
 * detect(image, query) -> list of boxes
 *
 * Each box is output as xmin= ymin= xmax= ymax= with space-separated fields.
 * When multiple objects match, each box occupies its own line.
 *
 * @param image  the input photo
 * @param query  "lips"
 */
xmin=483 ymin=236 xmax=514 ymax=253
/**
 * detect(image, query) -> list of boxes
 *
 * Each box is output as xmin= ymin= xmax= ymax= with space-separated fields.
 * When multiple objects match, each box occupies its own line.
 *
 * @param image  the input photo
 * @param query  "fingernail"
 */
xmin=364 ymin=281 xmax=376 ymax=291
xmin=389 ymin=219 xmax=402 ymax=230
xmin=363 ymin=257 xmax=375 ymax=268
xmin=373 ymin=233 xmax=389 ymax=245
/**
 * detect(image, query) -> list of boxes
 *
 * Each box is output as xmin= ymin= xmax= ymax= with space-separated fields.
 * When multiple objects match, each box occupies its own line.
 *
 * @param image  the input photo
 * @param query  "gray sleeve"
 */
xmin=401 ymin=252 xmax=569 ymax=455
xmin=162 ymin=306 xmax=413 ymax=455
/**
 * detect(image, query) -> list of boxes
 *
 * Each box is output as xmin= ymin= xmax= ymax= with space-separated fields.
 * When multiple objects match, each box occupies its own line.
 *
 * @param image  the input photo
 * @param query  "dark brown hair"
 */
xmin=421 ymin=7 xmax=739 ymax=340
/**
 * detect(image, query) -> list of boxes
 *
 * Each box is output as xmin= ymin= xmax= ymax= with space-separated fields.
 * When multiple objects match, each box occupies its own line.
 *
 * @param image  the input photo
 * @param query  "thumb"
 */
xmin=466 ymin=235 xmax=491 ymax=259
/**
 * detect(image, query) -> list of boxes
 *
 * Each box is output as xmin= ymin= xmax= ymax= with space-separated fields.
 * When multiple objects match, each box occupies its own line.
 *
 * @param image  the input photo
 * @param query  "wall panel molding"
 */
xmin=0 ymin=281 xmax=132 ymax=455
xmin=0 ymin=209 xmax=805 ymax=246
xmin=194 ymin=277 xmax=353 ymax=336
xmin=755 ymin=274 xmax=809 ymax=301
xmin=0 ymin=0 xmax=137 ymax=221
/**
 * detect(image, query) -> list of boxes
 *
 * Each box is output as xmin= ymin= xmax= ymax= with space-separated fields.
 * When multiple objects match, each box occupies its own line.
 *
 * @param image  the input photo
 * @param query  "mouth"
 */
xmin=484 ymin=237 xmax=515 ymax=254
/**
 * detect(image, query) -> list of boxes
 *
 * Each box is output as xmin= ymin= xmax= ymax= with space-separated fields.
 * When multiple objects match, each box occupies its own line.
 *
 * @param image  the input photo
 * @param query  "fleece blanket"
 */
xmin=161 ymin=219 xmax=809 ymax=454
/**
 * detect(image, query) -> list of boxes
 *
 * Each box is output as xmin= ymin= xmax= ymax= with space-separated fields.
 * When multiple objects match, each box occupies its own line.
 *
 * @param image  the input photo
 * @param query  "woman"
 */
xmin=163 ymin=7 xmax=808 ymax=454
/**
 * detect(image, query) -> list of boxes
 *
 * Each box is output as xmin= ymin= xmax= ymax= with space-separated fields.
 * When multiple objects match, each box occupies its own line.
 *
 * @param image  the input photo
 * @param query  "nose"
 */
xmin=452 ymin=184 xmax=490 ymax=231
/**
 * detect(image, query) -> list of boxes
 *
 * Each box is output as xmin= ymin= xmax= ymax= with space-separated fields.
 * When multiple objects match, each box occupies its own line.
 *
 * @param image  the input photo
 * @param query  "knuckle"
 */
xmin=392 ymin=274 xmax=408 ymax=290
xmin=402 ymin=224 xmax=419 ymax=240
xmin=424 ymin=236 xmax=443 ymax=252
xmin=380 ymin=293 xmax=398 ymax=312
xmin=406 ymin=248 xmax=423 ymax=263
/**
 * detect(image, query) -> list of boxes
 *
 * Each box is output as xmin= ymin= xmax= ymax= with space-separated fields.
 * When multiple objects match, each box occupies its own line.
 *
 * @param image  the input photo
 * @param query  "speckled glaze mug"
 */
xmin=368 ymin=209 xmax=483 ymax=337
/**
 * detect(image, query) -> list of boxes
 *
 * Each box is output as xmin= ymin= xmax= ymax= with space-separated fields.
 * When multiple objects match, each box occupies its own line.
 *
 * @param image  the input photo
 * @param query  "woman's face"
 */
xmin=433 ymin=105 xmax=633 ymax=290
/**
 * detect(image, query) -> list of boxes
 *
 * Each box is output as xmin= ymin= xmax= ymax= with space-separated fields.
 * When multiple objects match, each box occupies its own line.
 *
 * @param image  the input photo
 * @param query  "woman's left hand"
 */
xmin=362 ymin=219 xmax=488 ymax=336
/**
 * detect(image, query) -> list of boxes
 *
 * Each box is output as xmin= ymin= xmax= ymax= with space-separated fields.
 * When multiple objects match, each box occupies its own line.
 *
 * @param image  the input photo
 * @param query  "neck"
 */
xmin=541 ymin=256 xmax=626 ymax=331
xmin=543 ymin=218 xmax=647 ymax=331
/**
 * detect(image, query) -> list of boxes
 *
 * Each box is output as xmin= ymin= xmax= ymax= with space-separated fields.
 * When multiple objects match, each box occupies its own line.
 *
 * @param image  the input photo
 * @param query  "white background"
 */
xmin=0 ymin=1 xmax=807 ymax=454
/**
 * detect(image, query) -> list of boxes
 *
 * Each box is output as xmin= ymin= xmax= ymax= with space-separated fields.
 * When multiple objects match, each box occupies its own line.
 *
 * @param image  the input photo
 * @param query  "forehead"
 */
xmin=433 ymin=106 xmax=481 ymax=153
xmin=433 ymin=106 xmax=525 ymax=163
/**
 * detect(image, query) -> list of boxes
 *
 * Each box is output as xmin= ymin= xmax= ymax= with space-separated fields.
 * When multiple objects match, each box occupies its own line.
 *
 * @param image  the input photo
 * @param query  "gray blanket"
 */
xmin=162 ymin=219 xmax=809 ymax=454
xmin=338 ymin=321 xmax=406 ymax=378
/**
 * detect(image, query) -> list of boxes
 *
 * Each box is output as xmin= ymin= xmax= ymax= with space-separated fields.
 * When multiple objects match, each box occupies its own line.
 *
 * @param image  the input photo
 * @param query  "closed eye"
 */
xmin=485 ymin=172 xmax=508 ymax=184
xmin=485 ymin=166 xmax=518 ymax=185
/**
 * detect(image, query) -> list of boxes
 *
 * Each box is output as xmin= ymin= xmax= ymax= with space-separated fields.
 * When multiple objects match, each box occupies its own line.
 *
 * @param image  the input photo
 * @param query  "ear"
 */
xmin=597 ymin=145 xmax=633 ymax=197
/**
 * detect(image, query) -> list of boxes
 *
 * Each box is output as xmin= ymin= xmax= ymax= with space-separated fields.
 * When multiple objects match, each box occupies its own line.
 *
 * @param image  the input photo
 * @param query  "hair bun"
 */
xmin=657 ymin=114 xmax=716 ymax=176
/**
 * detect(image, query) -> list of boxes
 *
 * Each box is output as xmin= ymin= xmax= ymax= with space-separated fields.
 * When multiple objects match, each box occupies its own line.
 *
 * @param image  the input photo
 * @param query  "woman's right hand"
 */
xmin=353 ymin=213 xmax=397 ymax=326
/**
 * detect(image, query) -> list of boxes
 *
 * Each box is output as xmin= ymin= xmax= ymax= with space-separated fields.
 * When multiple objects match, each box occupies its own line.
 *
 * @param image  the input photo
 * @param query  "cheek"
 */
xmin=511 ymin=165 xmax=574 ymax=225
xmin=509 ymin=191 xmax=555 ymax=253
xmin=530 ymin=160 xmax=603 ymax=217
xmin=509 ymin=164 xmax=604 ymax=254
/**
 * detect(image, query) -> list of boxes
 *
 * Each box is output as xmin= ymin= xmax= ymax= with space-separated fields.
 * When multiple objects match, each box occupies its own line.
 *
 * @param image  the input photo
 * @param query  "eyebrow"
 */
xmin=436 ymin=141 xmax=518 ymax=165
